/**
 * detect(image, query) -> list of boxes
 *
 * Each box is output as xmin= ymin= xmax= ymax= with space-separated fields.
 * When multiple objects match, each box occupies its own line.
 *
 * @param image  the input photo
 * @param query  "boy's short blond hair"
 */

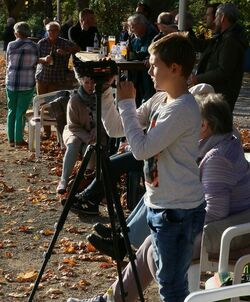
xmin=148 ymin=32 xmax=195 ymax=78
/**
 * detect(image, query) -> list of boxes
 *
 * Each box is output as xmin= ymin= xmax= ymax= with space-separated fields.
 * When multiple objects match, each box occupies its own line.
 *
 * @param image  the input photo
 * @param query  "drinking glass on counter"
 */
xmin=108 ymin=36 xmax=116 ymax=53
xmin=120 ymin=41 xmax=127 ymax=58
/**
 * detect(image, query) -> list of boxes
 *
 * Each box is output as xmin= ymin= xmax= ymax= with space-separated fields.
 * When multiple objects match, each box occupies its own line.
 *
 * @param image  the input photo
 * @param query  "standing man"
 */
xmin=2 ymin=17 xmax=15 ymax=52
xmin=36 ymin=21 xmax=80 ymax=138
xmin=204 ymin=3 xmax=221 ymax=33
xmin=190 ymin=3 xmax=248 ymax=112
xmin=68 ymin=8 xmax=99 ymax=64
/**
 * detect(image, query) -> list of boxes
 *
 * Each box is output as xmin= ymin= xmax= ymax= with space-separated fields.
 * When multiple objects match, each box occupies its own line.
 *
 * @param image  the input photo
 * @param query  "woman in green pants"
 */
xmin=5 ymin=22 xmax=39 ymax=147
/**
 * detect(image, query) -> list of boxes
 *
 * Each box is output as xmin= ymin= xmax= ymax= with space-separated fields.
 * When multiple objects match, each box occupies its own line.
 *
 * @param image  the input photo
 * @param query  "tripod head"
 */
xmin=75 ymin=59 xmax=118 ymax=81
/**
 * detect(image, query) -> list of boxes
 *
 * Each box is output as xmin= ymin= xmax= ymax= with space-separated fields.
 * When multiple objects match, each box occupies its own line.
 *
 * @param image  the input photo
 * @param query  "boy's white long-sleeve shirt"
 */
xmin=101 ymin=88 xmax=204 ymax=209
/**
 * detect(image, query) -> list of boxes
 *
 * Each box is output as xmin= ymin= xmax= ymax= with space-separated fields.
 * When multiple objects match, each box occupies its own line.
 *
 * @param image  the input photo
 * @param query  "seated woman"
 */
xmin=66 ymin=93 xmax=250 ymax=302
xmin=56 ymin=72 xmax=98 ymax=199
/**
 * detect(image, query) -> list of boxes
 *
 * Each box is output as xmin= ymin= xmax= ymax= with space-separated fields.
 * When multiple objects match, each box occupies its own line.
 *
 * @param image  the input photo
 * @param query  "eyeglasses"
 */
xmin=47 ymin=28 xmax=58 ymax=32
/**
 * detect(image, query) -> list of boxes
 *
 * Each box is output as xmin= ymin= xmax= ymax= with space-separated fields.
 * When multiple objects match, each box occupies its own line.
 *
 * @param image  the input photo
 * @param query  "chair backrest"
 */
xmin=32 ymin=91 xmax=62 ymax=118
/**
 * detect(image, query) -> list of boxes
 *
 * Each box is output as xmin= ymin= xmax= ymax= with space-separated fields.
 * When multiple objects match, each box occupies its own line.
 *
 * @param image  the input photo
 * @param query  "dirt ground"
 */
xmin=0 ymin=55 xmax=159 ymax=302
xmin=1 ymin=50 xmax=250 ymax=302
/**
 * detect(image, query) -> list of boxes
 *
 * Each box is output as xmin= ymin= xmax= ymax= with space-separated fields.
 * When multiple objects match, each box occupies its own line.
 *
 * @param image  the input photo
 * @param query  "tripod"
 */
xmin=28 ymin=77 xmax=144 ymax=302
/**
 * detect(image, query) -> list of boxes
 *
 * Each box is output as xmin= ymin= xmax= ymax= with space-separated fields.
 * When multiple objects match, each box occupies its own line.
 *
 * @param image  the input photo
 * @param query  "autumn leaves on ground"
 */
xmin=0 ymin=55 xmax=157 ymax=302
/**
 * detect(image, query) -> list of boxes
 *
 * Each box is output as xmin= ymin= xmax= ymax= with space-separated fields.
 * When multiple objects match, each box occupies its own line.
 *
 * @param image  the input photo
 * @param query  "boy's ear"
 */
xmin=171 ymin=63 xmax=182 ymax=74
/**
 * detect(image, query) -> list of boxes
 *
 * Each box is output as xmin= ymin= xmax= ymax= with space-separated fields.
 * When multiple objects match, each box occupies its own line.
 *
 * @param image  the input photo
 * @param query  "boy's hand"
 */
xmin=117 ymin=81 xmax=136 ymax=101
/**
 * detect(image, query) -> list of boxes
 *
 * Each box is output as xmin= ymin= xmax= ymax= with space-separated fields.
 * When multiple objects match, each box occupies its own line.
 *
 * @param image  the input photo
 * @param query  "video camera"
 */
xmin=75 ymin=60 xmax=118 ymax=81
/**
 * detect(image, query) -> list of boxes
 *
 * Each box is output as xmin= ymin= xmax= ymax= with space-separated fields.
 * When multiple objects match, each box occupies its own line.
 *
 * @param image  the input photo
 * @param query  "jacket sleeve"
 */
xmin=101 ymin=87 xmax=150 ymax=138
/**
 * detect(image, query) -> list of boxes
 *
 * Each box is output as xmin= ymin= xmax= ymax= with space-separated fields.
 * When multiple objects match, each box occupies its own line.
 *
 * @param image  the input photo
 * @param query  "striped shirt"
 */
xmin=35 ymin=37 xmax=75 ymax=83
xmin=199 ymin=134 xmax=250 ymax=223
xmin=6 ymin=38 xmax=39 ymax=91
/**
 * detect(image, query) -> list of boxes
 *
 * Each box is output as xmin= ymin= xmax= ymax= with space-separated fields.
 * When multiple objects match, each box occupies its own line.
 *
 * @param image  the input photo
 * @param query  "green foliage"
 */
xmin=89 ymin=0 xmax=134 ymax=36
xmin=26 ymin=15 xmax=44 ymax=38
xmin=61 ymin=1 xmax=78 ymax=23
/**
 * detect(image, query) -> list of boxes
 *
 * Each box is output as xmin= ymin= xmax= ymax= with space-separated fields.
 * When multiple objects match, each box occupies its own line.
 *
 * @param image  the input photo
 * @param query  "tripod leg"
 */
xmin=28 ymin=144 xmax=95 ymax=302
xmin=100 ymin=149 xmax=145 ymax=302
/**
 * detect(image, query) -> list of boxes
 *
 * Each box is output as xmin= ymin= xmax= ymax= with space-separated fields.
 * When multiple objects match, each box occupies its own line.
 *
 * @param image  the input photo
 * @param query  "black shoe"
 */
xmin=87 ymin=233 xmax=127 ymax=261
xmin=93 ymin=223 xmax=112 ymax=238
xmin=61 ymin=198 xmax=99 ymax=215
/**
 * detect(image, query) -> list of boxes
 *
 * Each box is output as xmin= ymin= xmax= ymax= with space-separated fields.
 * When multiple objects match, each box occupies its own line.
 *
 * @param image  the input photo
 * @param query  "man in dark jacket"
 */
xmin=190 ymin=3 xmax=248 ymax=111
xmin=68 ymin=8 xmax=99 ymax=64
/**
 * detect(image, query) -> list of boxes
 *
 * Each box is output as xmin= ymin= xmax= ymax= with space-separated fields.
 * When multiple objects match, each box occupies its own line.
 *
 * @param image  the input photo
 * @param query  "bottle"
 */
xmin=106 ymin=287 xmax=115 ymax=302
xmin=101 ymin=34 xmax=108 ymax=56
xmin=49 ymin=46 xmax=55 ymax=66
xmin=93 ymin=32 xmax=99 ymax=48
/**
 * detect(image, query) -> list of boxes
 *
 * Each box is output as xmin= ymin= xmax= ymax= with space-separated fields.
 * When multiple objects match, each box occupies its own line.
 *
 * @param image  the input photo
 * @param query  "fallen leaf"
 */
xmin=40 ymin=228 xmax=54 ymax=236
xmin=5 ymin=251 xmax=13 ymax=258
xmin=62 ymin=257 xmax=78 ymax=266
xmin=5 ymin=273 xmax=15 ymax=282
xmin=16 ymin=271 xmax=38 ymax=282
xmin=46 ymin=288 xmax=63 ymax=295
xmin=100 ymin=263 xmax=113 ymax=269
xmin=8 ymin=292 xmax=28 ymax=298
xmin=18 ymin=225 xmax=33 ymax=233
xmin=86 ymin=242 xmax=96 ymax=252
xmin=0 ymin=180 xmax=14 ymax=193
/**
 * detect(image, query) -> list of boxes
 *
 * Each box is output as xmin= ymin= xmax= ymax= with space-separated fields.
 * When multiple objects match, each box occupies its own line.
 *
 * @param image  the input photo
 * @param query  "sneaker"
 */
xmin=57 ymin=180 xmax=67 ymax=194
xmin=67 ymin=295 xmax=106 ymax=302
xmin=87 ymin=233 xmax=127 ymax=261
xmin=61 ymin=197 xmax=99 ymax=216
xmin=93 ymin=223 xmax=112 ymax=238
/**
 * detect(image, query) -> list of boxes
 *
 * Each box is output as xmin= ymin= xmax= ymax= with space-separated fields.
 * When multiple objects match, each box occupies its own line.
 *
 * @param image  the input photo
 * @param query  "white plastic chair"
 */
xmin=200 ymin=214 xmax=250 ymax=276
xmin=27 ymin=90 xmax=69 ymax=158
xmin=187 ymin=212 xmax=250 ymax=293
xmin=205 ymin=222 xmax=250 ymax=302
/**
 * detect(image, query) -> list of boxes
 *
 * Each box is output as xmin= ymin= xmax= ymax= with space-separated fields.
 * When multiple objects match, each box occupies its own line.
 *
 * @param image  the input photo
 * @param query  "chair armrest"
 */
xmin=184 ymin=283 xmax=250 ymax=302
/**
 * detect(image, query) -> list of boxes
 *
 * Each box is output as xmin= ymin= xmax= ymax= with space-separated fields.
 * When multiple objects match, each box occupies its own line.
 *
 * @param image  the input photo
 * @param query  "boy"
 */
xmin=105 ymin=32 xmax=205 ymax=302
xmin=68 ymin=32 xmax=206 ymax=302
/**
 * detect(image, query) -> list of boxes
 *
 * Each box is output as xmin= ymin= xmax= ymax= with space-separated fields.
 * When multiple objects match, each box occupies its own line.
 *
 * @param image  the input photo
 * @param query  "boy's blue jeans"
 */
xmin=147 ymin=202 xmax=206 ymax=302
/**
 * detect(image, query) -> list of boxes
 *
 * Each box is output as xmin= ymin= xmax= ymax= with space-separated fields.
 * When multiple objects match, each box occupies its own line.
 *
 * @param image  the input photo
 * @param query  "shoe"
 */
xmin=93 ymin=223 xmax=112 ymax=239
xmin=61 ymin=197 xmax=99 ymax=216
xmin=9 ymin=141 xmax=14 ymax=147
xmin=87 ymin=233 xmax=127 ymax=261
xmin=15 ymin=140 xmax=28 ymax=147
xmin=56 ymin=180 xmax=67 ymax=194
xmin=67 ymin=295 xmax=106 ymax=302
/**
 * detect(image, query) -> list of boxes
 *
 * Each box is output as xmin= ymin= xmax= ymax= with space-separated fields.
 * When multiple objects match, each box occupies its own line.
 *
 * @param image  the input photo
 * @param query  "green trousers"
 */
xmin=6 ymin=88 xmax=34 ymax=143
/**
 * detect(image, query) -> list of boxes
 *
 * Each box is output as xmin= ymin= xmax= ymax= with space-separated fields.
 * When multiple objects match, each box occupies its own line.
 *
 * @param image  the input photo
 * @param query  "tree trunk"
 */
xmin=76 ymin=0 xmax=90 ymax=11
xmin=3 ymin=0 xmax=25 ymax=19
xmin=44 ymin=0 xmax=53 ymax=19
xmin=147 ymin=0 xmax=178 ymax=22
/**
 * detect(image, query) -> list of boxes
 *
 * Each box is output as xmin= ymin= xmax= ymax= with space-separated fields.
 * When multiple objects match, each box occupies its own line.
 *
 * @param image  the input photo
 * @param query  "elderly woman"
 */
xmin=66 ymin=92 xmax=250 ymax=302
xmin=5 ymin=22 xmax=39 ymax=147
